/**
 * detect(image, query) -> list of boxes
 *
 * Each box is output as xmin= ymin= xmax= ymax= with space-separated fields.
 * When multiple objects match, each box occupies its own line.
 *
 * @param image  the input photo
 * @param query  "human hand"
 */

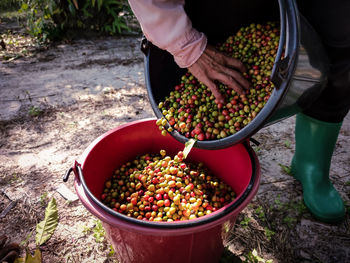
xmin=188 ymin=44 xmax=250 ymax=103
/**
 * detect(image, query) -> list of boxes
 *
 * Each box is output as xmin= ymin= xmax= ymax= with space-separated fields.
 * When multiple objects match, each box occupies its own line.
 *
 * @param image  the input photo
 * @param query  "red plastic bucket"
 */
xmin=65 ymin=118 xmax=260 ymax=263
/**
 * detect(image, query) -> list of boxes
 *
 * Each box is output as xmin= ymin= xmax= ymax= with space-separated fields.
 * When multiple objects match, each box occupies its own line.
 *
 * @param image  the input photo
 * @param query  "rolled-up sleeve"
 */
xmin=128 ymin=0 xmax=207 ymax=68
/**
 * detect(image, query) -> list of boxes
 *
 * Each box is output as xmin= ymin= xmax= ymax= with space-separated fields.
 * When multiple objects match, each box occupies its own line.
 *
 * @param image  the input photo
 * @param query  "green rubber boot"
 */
xmin=291 ymin=113 xmax=345 ymax=223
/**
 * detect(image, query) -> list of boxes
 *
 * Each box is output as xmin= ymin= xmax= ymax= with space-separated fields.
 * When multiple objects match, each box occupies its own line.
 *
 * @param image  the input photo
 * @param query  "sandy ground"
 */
xmin=0 ymin=23 xmax=349 ymax=263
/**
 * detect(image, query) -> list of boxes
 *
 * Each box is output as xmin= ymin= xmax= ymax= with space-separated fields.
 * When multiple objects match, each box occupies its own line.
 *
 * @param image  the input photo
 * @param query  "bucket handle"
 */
xmin=249 ymin=137 xmax=260 ymax=146
xmin=271 ymin=0 xmax=299 ymax=88
xmin=63 ymin=162 xmax=98 ymax=208
xmin=63 ymin=161 xmax=81 ymax=183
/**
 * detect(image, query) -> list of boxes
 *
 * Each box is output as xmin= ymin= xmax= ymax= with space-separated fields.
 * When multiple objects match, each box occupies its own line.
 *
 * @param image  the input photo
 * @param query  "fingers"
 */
xmin=204 ymin=47 xmax=250 ymax=93
xmin=206 ymin=45 xmax=247 ymax=73
xmin=189 ymin=61 xmax=225 ymax=103
xmin=223 ymin=55 xmax=247 ymax=73
xmin=216 ymin=64 xmax=250 ymax=90
xmin=200 ymin=75 xmax=225 ymax=103
xmin=213 ymin=72 xmax=245 ymax=95
xmin=189 ymin=45 xmax=251 ymax=101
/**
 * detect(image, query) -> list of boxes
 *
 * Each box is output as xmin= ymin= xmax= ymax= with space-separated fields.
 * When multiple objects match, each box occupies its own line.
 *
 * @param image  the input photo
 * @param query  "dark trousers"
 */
xmin=297 ymin=0 xmax=350 ymax=122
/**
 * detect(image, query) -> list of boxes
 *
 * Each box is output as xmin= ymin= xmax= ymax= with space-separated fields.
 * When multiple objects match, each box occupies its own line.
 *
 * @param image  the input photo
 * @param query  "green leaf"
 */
xmin=183 ymin=139 xmax=196 ymax=159
xmin=108 ymin=245 xmax=115 ymax=256
xmin=97 ymin=0 xmax=103 ymax=11
xmin=21 ymin=3 xmax=29 ymax=10
xmin=239 ymin=216 xmax=250 ymax=226
xmin=278 ymin=163 xmax=292 ymax=176
xmin=14 ymin=258 xmax=25 ymax=263
xmin=35 ymin=198 xmax=58 ymax=246
xmin=263 ymin=227 xmax=275 ymax=241
xmin=114 ymin=21 xmax=120 ymax=33
xmin=25 ymin=249 xmax=42 ymax=263
xmin=284 ymin=140 xmax=291 ymax=148
xmin=15 ymin=248 xmax=42 ymax=263
xmin=120 ymin=23 xmax=130 ymax=31
xmin=92 ymin=220 xmax=105 ymax=243
xmin=20 ymin=231 xmax=34 ymax=247
xmin=104 ymin=25 xmax=112 ymax=32
xmin=68 ymin=1 xmax=76 ymax=15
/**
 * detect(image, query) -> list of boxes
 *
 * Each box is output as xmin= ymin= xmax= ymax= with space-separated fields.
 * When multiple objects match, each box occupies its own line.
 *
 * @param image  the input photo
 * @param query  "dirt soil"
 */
xmin=0 ymin=20 xmax=349 ymax=263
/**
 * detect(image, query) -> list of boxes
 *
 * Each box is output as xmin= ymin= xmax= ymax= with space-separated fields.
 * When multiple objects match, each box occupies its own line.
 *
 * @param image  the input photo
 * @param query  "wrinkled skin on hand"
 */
xmin=188 ymin=44 xmax=250 ymax=103
xmin=0 ymin=235 xmax=20 ymax=263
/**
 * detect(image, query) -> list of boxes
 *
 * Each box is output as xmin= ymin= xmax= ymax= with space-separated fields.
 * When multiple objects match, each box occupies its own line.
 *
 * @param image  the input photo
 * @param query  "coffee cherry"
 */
xmin=100 ymin=150 xmax=235 ymax=221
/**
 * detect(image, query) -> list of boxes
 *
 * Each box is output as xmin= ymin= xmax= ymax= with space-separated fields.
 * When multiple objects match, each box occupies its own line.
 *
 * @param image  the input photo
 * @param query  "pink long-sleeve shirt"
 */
xmin=128 ymin=0 xmax=207 ymax=68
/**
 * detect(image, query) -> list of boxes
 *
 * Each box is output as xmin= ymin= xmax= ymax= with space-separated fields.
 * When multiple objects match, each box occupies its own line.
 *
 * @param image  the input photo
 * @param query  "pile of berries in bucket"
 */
xmin=156 ymin=22 xmax=280 ymax=140
xmin=101 ymin=150 xmax=235 ymax=222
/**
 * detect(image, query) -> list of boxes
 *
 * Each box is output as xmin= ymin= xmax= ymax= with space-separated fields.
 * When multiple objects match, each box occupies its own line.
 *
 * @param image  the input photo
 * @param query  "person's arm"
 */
xmin=128 ymin=0 xmax=250 ymax=102
xmin=129 ymin=0 xmax=205 ymax=68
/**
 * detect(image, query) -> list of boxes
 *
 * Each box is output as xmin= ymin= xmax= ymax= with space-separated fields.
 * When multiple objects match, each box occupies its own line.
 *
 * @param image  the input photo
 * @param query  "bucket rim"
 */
xmin=75 ymin=118 xmax=260 ymax=230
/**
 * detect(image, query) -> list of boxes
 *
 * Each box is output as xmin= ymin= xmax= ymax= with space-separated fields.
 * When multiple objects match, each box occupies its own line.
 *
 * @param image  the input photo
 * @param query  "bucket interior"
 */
xmin=148 ymin=0 xmax=280 ymax=103
xmin=79 ymin=119 xmax=257 ymax=219
xmin=185 ymin=0 xmax=280 ymax=44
